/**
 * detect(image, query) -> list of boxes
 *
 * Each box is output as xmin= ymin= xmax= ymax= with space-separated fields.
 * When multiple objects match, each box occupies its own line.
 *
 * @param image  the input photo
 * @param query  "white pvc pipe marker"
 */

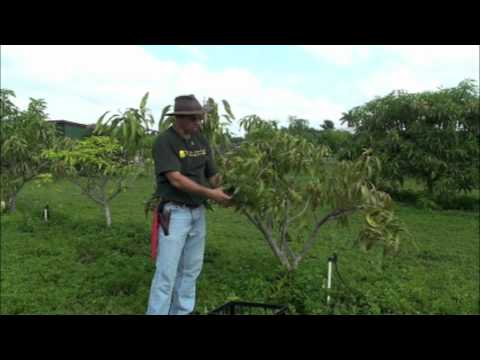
xmin=327 ymin=259 xmax=333 ymax=305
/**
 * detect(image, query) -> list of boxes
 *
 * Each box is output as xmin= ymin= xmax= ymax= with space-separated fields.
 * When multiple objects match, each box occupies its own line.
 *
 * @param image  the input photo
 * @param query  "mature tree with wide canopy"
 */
xmin=343 ymin=79 xmax=479 ymax=196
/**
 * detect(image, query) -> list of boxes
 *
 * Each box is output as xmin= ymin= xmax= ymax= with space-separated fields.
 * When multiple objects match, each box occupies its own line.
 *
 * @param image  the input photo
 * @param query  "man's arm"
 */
xmin=208 ymin=174 xmax=221 ymax=189
xmin=166 ymin=171 xmax=231 ymax=204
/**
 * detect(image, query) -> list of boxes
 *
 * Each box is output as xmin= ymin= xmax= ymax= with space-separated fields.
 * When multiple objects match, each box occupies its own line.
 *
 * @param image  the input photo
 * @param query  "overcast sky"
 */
xmin=2 ymin=45 xmax=478 ymax=135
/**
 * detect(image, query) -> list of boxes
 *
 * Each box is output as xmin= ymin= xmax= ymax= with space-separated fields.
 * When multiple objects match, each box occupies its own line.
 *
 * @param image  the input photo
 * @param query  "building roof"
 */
xmin=48 ymin=120 xmax=94 ymax=128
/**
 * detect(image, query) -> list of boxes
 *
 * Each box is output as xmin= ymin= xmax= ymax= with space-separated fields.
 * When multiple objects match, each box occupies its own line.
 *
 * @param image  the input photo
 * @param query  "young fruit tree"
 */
xmin=43 ymin=136 xmax=142 ymax=227
xmin=93 ymin=92 xmax=156 ymax=162
xmin=201 ymin=98 xmax=235 ymax=159
xmin=95 ymin=93 xmax=177 ymax=181
xmin=0 ymin=89 xmax=58 ymax=212
xmin=219 ymin=116 xmax=406 ymax=272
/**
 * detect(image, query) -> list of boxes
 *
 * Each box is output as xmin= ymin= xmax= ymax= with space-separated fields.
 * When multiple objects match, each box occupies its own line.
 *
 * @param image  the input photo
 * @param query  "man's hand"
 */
xmin=166 ymin=171 xmax=232 ymax=205
xmin=208 ymin=187 xmax=232 ymax=205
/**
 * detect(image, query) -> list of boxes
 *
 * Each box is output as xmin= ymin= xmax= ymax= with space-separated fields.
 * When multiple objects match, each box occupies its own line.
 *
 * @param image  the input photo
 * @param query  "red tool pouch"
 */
xmin=150 ymin=206 xmax=159 ymax=261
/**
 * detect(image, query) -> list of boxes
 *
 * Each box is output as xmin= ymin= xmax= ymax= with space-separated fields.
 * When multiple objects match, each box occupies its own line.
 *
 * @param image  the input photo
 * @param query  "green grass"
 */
xmin=1 ymin=175 xmax=479 ymax=314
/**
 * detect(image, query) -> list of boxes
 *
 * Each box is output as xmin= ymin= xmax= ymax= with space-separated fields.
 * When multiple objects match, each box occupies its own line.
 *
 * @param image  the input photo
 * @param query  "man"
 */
xmin=146 ymin=95 xmax=231 ymax=315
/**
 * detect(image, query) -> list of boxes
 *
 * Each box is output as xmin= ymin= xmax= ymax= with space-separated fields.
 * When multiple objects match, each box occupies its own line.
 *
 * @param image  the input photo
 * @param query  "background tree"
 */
xmin=321 ymin=119 xmax=335 ymax=130
xmin=158 ymin=106 xmax=173 ymax=131
xmin=93 ymin=92 xmax=170 ymax=185
xmin=43 ymin=136 xmax=142 ymax=227
xmin=343 ymin=79 xmax=480 ymax=196
xmin=286 ymin=116 xmax=319 ymax=144
xmin=201 ymin=98 xmax=235 ymax=159
xmin=285 ymin=115 xmax=353 ymax=156
xmin=317 ymin=129 xmax=353 ymax=156
xmin=1 ymin=89 xmax=58 ymax=212
xmin=93 ymin=92 xmax=154 ymax=162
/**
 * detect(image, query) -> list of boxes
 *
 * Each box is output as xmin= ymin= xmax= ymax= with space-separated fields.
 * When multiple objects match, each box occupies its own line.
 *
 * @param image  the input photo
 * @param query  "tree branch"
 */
xmin=13 ymin=179 xmax=27 ymax=195
xmin=297 ymin=207 xmax=358 ymax=263
xmin=69 ymin=178 xmax=104 ymax=205
xmin=108 ymin=178 xmax=124 ymax=201
xmin=282 ymin=232 xmax=297 ymax=264
xmin=242 ymin=209 xmax=260 ymax=230
xmin=37 ymin=160 xmax=50 ymax=173
xmin=242 ymin=209 xmax=287 ymax=267
xmin=280 ymin=199 xmax=290 ymax=250
xmin=287 ymin=197 xmax=311 ymax=225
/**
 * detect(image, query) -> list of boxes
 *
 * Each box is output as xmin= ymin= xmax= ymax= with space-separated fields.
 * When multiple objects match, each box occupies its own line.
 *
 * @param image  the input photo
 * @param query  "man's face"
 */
xmin=177 ymin=114 xmax=203 ymax=135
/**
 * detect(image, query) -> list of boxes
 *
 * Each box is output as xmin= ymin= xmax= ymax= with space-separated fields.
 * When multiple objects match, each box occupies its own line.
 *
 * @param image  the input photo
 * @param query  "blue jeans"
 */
xmin=146 ymin=203 xmax=206 ymax=315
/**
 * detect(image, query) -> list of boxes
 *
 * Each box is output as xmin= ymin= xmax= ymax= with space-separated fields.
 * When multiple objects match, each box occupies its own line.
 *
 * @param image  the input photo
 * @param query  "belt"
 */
xmin=165 ymin=200 xmax=201 ymax=209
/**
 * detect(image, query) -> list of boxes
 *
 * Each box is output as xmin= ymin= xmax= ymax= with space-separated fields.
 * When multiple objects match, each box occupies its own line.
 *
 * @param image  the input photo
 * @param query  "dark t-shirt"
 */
xmin=152 ymin=126 xmax=218 ymax=205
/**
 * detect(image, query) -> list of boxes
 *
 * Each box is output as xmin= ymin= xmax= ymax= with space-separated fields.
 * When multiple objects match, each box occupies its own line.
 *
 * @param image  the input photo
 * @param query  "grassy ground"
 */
xmin=1 ymin=175 xmax=479 ymax=314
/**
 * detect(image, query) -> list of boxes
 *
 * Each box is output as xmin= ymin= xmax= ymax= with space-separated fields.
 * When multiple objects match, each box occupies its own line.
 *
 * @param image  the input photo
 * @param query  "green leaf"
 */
xmin=222 ymin=100 xmax=235 ymax=119
xmin=94 ymin=111 xmax=110 ymax=134
xmin=140 ymin=92 xmax=149 ymax=110
xmin=159 ymin=105 xmax=172 ymax=130
xmin=365 ymin=213 xmax=380 ymax=228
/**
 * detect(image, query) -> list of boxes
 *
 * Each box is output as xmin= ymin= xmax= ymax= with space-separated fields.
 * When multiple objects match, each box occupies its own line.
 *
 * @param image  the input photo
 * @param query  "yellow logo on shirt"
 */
xmin=179 ymin=149 xmax=206 ymax=159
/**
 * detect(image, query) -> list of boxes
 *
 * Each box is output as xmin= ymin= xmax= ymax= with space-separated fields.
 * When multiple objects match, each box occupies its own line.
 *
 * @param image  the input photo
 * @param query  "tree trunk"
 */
xmin=8 ymin=193 xmax=17 ymax=213
xmin=276 ymin=249 xmax=294 ymax=272
xmin=427 ymin=178 xmax=435 ymax=196
xmin=104 ymin=202 xmax=112 ymax=227
xmin=285 ymin=260 xmax=296 ymax=273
